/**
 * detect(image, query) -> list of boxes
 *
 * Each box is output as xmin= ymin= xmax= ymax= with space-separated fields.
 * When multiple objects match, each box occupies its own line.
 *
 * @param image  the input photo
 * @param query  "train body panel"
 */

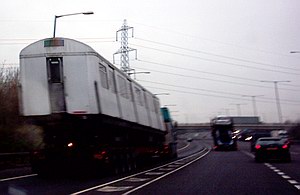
xmin=19 ymin=56 xmax=50 ymax=115
xmin=19 ymin=37 xmax=164 ymax=131
xmin=19 ymin=37 xmax=175 ymax=175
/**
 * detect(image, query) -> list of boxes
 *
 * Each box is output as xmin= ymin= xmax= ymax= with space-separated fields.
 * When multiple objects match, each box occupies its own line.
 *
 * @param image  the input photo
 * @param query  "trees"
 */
xmin=0 ymin=66 xmax=42 ymax=152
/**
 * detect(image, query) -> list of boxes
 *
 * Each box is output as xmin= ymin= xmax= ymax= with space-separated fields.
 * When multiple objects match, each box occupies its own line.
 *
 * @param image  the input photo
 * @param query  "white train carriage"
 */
xmin=19 ymin=37 xmax=164 ymax=131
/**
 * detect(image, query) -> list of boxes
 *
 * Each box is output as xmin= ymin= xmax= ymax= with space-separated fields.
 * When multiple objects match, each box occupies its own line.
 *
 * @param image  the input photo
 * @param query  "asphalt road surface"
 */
xmin=0 ymin=131 xmax=299 ymax=195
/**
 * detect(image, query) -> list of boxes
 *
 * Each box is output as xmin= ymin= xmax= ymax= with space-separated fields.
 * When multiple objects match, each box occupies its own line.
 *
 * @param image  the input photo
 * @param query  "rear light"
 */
xmin=67 ymin=142 xmax=74 ymax=148
xmin=255 ymin=144 xmax=261 ymax=150
xmin=94 ymin=151 xmax=107 ymax=160
xmin=282 ymin=144 xmax=288 ymax=149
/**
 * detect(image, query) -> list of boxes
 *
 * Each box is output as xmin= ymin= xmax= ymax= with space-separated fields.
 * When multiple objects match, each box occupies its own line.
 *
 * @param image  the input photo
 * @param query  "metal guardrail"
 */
xmin=0 ymin=152 xmax=30 ymax=170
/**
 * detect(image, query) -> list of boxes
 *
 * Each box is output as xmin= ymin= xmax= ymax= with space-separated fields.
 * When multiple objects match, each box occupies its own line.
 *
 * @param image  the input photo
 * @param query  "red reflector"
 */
xmin=255 ymin=145 xmax=261 ymax=149
xmin=282 ymin=144 xmax=288 ymax=149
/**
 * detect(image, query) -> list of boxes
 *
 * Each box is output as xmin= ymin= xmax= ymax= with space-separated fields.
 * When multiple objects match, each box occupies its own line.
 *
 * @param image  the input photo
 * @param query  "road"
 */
xmin=0 ymin=131 xmax=299 ymax=194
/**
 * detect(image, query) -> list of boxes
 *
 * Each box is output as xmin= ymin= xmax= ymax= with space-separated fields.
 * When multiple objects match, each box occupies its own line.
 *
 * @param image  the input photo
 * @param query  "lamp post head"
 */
xmin=83 ymin=11 xmax=94 ymax=15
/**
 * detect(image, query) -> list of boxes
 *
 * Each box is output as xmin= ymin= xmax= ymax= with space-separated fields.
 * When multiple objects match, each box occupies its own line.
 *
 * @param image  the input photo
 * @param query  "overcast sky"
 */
xmin=1 ymin=0 xmax=300 ymax=123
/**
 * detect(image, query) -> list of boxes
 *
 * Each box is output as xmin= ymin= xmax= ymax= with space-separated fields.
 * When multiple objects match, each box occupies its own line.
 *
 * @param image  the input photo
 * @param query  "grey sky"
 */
xmin=1 ymin=0 xmax=300 ymax=123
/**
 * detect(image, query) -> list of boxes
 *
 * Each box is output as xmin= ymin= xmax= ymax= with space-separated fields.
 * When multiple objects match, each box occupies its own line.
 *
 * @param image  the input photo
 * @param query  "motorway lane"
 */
xmin=1 ymin=133 xmax=299 ymax=194
xmin=0 ymin=136 xmax=205 ymax=195
xmin=130 ymin=141 xmax=300 ymax=195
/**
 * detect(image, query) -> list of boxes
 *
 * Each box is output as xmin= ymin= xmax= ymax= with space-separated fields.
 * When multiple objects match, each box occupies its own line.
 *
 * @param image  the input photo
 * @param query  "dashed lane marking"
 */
xmin=145 ymin=172 xmax=165 ymax=176
xmin=282 ymin=175 xmax=291 ymax=179
xmin=0 ymin=174 xmax=37 ymax=182
xmin=70 ymin=148 xmax=210 ymax=195
xmin=241 ymin=151 xmax=300 ymax=191
xmin=97 ymin=186 xmax=133 ymax=192
xmin=288 ymin=180 xmax=298 ymax=184
xmin=125 ymin=177 xmax=150 ymax=182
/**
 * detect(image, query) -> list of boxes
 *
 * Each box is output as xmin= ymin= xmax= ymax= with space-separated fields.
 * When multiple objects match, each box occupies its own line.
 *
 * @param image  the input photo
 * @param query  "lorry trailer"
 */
xmin=19 ymin=37 xmax=177 ymax=175
xmin=211 ymin=116 xmax=237 ymax=151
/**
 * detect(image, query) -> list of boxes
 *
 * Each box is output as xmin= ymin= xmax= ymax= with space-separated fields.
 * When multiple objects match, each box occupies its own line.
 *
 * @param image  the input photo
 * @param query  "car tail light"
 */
xmin=282 ymin=144 xmax=288 ymax=149
xmin=255 ymin=144 xmax=261 ymax=149
xmin=67 ymin=142 xmax=74 ymax=148
xmin=94 ymin=150 xmax=107 ymax=160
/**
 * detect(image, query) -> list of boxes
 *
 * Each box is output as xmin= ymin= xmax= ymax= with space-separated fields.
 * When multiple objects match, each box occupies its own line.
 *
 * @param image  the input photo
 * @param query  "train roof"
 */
xmin=19 ymin=37 xmax=159 ymax=100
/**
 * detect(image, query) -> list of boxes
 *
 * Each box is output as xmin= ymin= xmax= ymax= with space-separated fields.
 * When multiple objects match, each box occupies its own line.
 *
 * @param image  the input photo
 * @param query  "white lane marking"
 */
xmin=241 ymin=149 xmax=300 ymax=191
xmin=177 ymin=142 xmax=190 ymax=151
xmin=122 ymin=149 xmax=210 ymax=195
xmin=97 ymin=186 xmax=133 ymax=192
xmin=0 ymin=174 xmax=37 ymax=182
xmin=288 ymin=180 xmax=298 ymax=184
xmin=159 ymin=168 xmax=174 ymax=171
xmin=282 ymin=175 xmax=291 ymax=179
xmin=71 ymin=148 xmax=208 ymax=195
xmin=240 ymin=151 xmax=254 ymax=158
xmin=126 ymin=177 xmax=150 ymax=182
xmin=145 ymin=172 xmax=165 ymax=176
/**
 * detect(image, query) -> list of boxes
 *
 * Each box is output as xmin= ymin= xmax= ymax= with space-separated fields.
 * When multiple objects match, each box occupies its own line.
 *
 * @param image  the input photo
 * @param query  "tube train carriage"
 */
xmin=19 ymin=38 xmax=174 ymax=175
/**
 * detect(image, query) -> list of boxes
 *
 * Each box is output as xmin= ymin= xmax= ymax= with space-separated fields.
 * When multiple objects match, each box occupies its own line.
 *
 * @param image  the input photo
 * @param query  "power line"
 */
xmin=142 ymin=85 xmax=300 ymax=106
xmin=132 ymin=21 xmax=300 ymax=61
xmin=134 ymin=37 xmax=300 ymax=72
xmin=139 ymin=79 xmax=300 ymax=104
xmin=130 ymin=43 xmax=300 ymax=76
xmin=133 ymin=60 xmax=300 ymax=91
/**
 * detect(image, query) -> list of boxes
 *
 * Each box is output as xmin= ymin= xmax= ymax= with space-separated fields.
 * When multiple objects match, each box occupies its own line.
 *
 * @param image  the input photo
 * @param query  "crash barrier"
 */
xmin=0 ymin=152 xmax=30 ymax=170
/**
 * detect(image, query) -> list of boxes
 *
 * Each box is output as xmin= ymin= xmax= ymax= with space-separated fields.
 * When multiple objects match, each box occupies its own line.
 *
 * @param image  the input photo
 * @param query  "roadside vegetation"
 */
xmin=0 ymin=66 xmax=42 ymax=153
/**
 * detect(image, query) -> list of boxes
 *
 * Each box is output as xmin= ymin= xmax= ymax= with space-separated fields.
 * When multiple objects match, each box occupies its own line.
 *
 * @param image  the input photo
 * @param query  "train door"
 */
xmin=47 ymin=57 xmax=66 ymax=113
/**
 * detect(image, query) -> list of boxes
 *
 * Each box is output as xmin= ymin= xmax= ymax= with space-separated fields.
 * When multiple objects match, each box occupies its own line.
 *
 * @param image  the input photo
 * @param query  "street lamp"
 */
xmin=260 ymin=80 xmax=290 ymax=123
xmin=164 ymin=104 xmax=177 ymax=107
xmin=154 ymin=93 xmax=170 ymax=96
xmin=53 ymin=11 xmax=94 ymax=38
xmin=290 ymin=51 xmax=300 ymax=53
xmin=242 ymin=95 xmax=263 ymax=116
xmin=128 ymin=71 xmax=150 ymax=80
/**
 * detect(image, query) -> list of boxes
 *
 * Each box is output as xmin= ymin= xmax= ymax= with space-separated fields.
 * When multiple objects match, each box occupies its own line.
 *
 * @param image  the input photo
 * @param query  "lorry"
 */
xmin=211 ymin=116 xmax=237 ymax=151
xmin=19 ymin=37 xmax=177 ymax=175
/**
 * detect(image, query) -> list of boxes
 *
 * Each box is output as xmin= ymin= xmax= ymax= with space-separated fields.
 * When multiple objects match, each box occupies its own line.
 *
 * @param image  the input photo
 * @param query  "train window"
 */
xmin=143 ymin=90 xmax=148 ymax=109
xmin=108 ymin=68 xmax=116 ymax=93
xmin=146 ymin=93 xmax=155 ymax=112
xmin=154 ymin=99 xmax=160 ymax=113
xmin=99 ymin=63 xmax=108 ymax=89
xmin=135 ymin=87 xmax=144 ymax=106
xmin=47 ymin=57 xmax=63 ymax=83
xmin=127 ymin=80 xmax=132 ymax=101
xmin=117 ymin=75 xmax=128 ymax=99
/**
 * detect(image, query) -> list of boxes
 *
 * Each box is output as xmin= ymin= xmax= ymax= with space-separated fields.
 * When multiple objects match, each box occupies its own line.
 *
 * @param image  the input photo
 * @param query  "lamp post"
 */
xmin=242 ymin=95 xmax=263 ymax=116
xmin=230 ymin=103 xmax=247 ymax=116
xmin=53 ymin=11 xmax=94 ymax=38
xmin=260 ymin=80 xmax=290 ymax=123
xmin=164 ymin=104 xmax=177 ymax=107
xmin=154 ymin=93 xmax=170 ymax=96
xmin=128 ymin=71 xmax=150 ymax=80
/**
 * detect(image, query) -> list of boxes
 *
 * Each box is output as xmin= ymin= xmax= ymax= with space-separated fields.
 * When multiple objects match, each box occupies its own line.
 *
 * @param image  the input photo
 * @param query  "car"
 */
xmin=254 ymin=137 xmax=291 ymax=163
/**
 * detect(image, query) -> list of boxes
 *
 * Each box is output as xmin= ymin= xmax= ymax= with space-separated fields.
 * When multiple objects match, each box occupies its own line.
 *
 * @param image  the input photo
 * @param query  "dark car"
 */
xmin=254 ymin=137 xmax=291 ymax=163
